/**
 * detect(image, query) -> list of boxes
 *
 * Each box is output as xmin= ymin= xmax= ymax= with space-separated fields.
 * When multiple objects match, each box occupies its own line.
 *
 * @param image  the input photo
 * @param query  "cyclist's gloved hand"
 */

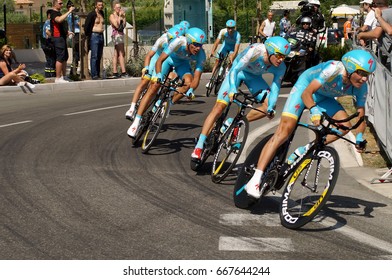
xmin=310 ymin=105 xmax=323 ymax=125
xmin=156 ymin=72 xmax=163 ymax=83
xmin=186 ymin=88 xmax=195 ymax=100
xmin=229 ymin=92 xmax=236 ymax=102
xmin=141 ymin=67 xmax=148 ymax=76
xmin=355 ymin=132 xmax=367 ymax=152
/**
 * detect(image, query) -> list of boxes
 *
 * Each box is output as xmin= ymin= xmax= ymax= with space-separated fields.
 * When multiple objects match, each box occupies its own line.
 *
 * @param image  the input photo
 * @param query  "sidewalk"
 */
xmin=1 ymin=64 xmax=392 ymax=200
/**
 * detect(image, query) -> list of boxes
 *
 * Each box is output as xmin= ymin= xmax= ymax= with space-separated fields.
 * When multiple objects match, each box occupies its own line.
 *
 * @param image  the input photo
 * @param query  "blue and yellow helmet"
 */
xmin=265 ymin=36 xmax=291 ymax=56
xmin=185 ymin=27 xmax=206 ymax=45
xmin=342 ymin=49 xmax=376 ymax=74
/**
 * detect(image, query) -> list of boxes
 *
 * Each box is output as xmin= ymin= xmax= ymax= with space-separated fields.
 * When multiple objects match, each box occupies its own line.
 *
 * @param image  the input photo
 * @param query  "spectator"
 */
xmin=357 ymin=0 xmax=392 ymax=69
xmin=297 ymin=0 xmax=325 ymax=34
xmin=50 ymin=0 xmax=75 ymax=83
xmin=258 ymin=11 xmax=275 ymax=41
xmin=374 ymin=2 xmax=392 ymax=70
xmin=109 ymin=0 xmax=128 ymax=78
xmin=279 ymin=10 xmax=291 ymax=38
xmin=66 ymin=1 xmax=80 ymax=76
xmin=42 ymin=9 xmax=56 ymax=78
xmin=0 ymin=45 xmax=33 ymax=90
xmin=357 ymin=0 xmax=378 ymax=51
xmin=85 ymin=0 xmax=105 ymax=80
xmin=343 ymin=15 xmax=354 ymax=40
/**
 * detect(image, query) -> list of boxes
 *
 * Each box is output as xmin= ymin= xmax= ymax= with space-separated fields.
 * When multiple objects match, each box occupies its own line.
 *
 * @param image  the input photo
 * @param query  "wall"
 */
xmin=7 ymin=23 xmax=42 ymax=49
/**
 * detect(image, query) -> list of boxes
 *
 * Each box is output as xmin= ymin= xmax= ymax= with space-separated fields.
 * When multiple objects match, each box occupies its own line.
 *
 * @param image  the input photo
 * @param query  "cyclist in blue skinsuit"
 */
xmin=244 ymin=49 xmax=376 ymax=199
xmin=191 ymin=36 xmax=291 ymax=161
xmin=206 ymin=19 xmax=241 ymax=89
xmin=127 ymin=27 xmax=207 ymax=138
xmin=124 ymin=25 xmax=182 ymax=120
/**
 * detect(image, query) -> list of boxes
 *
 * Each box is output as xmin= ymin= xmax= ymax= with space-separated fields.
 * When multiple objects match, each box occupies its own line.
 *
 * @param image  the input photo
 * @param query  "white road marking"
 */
xmin=0 ymin=120 xmax=33 ymax=128
xmin=321 ymin=217 xmax=392 ymax=255
xmin=63 ymin=104 xmax=129 ymax=116
xmin=94 ymin=90 xmax=134 ymax=96
xmin=219 ymin=213 xmax=281 ymax=226
xmin=219 ymin=236 xmax=294 ymax=252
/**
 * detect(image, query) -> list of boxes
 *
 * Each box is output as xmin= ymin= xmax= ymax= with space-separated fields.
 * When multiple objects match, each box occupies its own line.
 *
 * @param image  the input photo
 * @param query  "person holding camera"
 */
xmin=296 ymin=0 xmax=325 ymax=34
xmin=42 ymin=9 xmax=56 ymax=78
xmin=109 ymin=0 xmax=128 ymax=78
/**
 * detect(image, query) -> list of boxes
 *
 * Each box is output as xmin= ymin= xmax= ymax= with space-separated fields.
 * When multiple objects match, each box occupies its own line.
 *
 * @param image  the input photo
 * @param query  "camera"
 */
xmin=66 ymin=0 xmax=74 ymax=8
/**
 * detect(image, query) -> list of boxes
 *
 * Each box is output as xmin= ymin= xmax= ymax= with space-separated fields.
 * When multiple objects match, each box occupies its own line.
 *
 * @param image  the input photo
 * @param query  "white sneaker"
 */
xmin=127 ymin=121 xmax=140 ymax=138
xmin=55 ymin=77 xmax=69 ymax=83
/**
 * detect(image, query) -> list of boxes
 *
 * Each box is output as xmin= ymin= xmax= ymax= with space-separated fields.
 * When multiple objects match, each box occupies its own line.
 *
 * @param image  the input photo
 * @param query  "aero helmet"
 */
xmin=167 ymin=26 xmax=181 ymax=41
xmin=265 ymin=36 xmax=291 ymax=57
xmin=185 ymin=27 xmax=206 ymax=44
xmin=179 ymin=20 xmax=190 ymax=29
xmin=226 ymin=19 xmax=236 ymax=28
xmin=174 ymin=24 xmax=187 ymax=36
xmin=342 ymin=49 xmax=376 ymax=74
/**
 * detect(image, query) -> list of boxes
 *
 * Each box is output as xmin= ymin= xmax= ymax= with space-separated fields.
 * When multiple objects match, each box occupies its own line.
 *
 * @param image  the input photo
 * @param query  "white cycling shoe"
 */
xmin=127 ymin=122 xmax=139 ymax=138
xmin=125 ymin=108 xmax=134 ymax=120
xmin=244 ymin=170 xmax=263 ymax=199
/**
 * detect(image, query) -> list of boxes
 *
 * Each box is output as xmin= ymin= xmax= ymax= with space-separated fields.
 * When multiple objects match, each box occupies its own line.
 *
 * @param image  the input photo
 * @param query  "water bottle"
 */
xmin=220 ymin=118 xmax=233 ymax=134
xmin=287 ymin=144 xmax=310 ymax=165
xmin=152 ymin=99 xmax=161 ymax=113
xmin=218 ymin=66 xmax=224 ymax=76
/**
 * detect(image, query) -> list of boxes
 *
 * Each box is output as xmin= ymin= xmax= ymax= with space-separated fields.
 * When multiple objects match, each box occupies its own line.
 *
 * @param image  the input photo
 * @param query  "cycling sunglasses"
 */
xmin=192 ymin=42 xmax=203 ymax=48
xmin=274 ymin=53 xmax=286 ymax=60
xmin=355 ymin=69 xmax=371 ymax=78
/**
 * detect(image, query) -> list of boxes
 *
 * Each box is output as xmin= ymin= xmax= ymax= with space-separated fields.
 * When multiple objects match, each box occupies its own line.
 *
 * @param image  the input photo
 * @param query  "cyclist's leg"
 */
xmin=209 ymin=47 xmax=225 ymax=80
xmin=242 ymin=73 xmax=270 ymax=122
xmin=314 ymin=97 xmax=351 ymax=144
xmin=192 ymin=77 xmax=233 ymax=158
xmin=244 ymin=86 xmax=305 ymax=198
xmin=127 ymin=59 xmax=171 ymax=137
xmin=171 ymin=63 xmax=192 ymax=103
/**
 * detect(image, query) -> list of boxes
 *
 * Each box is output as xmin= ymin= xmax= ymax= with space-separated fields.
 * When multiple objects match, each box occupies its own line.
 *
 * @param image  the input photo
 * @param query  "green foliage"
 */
xmin=318 ymin=44 xmax=351 ymax=62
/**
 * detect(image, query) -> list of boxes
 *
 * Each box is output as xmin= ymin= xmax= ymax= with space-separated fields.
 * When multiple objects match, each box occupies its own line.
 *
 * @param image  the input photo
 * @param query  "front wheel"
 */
xmin=206 ymin=67 xmax=219 ymax=97
xmin=211 ymin=117 xmax=249 ymax=183
xmin=279 ymin=146 xmax=340 ymax=229
xmin=141 ymin=101 xmax=170 ymax=153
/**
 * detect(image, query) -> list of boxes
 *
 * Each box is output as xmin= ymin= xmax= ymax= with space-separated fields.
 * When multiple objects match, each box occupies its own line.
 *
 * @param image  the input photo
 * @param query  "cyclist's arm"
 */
xmin=143 ymin=50 xmax=156 ymax=69
xmin=155 ymin=52 xmax=169 ymax=76
xmin=189 ymin=70 xmax=203 ymax=90
xmin=301 ymin=80 xmax=322 ymax=109
xmin=230 ymin=43 xmax=241 ymax=64
xmin=268 ymin=65 xmax=286 ymax=111
xmin=355 ymin=106 xmax=366 ymax=135
xmin=210 ymin=37 xmax=221 ymax=58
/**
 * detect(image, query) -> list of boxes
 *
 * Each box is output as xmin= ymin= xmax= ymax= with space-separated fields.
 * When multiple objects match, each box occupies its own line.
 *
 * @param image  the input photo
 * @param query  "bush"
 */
xmin=318 ymin=44 xmax=351 ymax=62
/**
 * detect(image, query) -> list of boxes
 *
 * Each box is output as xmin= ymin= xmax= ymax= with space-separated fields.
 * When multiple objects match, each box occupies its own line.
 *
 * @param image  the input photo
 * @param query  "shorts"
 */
xmin=113 ymin=34 xmax=124 ymax=46
xmin=52 ymin=37 xmax=69 ymax=62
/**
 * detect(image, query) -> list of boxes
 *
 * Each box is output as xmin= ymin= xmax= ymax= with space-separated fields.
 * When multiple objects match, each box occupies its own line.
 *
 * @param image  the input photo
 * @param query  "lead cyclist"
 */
xmin=243 ymin=49 xmax=377 ymax=199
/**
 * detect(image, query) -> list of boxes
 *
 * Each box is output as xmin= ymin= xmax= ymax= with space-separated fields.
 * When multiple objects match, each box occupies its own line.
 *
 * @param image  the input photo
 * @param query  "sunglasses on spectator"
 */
xmin=192 ymin=42 xmax=203 ymax=48
xmin=356 ymin=69 xmax=371 ymax=78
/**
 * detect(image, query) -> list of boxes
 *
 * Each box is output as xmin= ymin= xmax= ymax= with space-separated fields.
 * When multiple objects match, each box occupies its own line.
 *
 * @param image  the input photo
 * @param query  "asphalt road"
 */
xmin=1 ymin=76 xmax=392 ymax=260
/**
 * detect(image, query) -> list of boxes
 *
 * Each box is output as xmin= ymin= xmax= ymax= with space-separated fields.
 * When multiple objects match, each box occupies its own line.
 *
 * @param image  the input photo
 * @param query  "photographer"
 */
xmin=109 ymin=0 xmax=128 ymax=78
xmin=296 ymin=0 xmax=325 ymax=34
xmin=66 ymin=0 xmax=80 ymax=75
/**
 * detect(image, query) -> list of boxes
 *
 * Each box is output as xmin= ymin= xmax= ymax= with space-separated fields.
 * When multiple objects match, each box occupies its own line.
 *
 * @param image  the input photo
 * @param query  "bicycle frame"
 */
xmin=260 ymin=112 xmax=364 ymax=195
